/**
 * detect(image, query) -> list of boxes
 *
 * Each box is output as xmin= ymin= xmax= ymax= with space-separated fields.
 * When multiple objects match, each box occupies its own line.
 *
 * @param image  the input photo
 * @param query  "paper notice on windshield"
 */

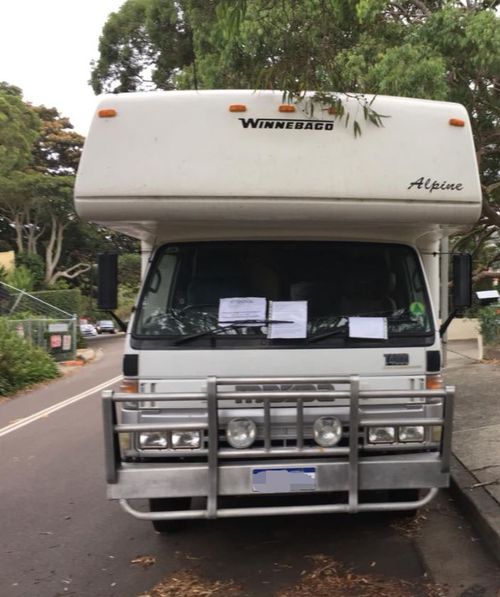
xmin=268 ymin=301 xmax=308 ymax=339
xmin=349 ymin=317 xmax=388 ymax=340
xmin=218 ymin=297 xmax=267 ymax=325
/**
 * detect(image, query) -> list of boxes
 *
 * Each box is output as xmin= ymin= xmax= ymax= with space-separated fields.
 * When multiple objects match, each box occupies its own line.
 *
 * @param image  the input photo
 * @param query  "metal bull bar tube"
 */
xmin=102 ymin=375 xmax=454 ymax=520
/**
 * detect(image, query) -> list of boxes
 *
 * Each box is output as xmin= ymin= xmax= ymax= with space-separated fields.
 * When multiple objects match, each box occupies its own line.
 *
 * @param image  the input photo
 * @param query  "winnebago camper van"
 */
xmin=74 ymin=90 xmax=481 ymax=531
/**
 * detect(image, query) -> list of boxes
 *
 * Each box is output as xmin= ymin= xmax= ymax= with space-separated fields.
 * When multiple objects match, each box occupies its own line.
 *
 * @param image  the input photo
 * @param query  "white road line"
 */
xmin=0 ymin=375 xmax=123 ymax=439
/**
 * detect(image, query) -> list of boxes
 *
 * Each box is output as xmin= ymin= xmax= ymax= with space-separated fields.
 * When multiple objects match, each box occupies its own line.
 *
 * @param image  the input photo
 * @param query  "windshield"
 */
xmin=134 ymin=241 xmax=433 ymax=343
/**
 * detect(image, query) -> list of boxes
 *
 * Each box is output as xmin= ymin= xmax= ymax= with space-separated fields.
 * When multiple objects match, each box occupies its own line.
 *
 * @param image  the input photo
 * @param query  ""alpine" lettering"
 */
xmin=239 ymin=118 xmax=334 ymax=131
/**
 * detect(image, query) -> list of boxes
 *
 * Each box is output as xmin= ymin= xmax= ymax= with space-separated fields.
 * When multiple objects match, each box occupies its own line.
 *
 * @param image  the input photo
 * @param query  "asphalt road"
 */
xmin=1 ymin=336 xmax=499 ymax=597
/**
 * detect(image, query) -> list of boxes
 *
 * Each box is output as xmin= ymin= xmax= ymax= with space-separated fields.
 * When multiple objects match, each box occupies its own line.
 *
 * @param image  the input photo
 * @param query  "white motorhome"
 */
xmin=75 ymin=90 xmax=481 ymax=531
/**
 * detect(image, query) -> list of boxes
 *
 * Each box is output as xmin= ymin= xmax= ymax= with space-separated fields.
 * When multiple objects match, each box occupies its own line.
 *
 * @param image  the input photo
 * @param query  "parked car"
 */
xmin=96 ymin=320 xmax=116 ymax=334
xmin=79 ymin=323 xmax=98 ymax=337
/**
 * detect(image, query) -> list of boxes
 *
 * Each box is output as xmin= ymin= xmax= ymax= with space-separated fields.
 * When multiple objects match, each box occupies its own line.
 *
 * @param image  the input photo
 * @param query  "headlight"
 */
xmin=139 ymin=431 xmax=168 ymax=450
xmin=226 ymin=418 xmax=257 ymax=449
xmin=172 ymin=430 xmax=201 ymax=449
xmin=399 ymin=425 xmax=425 ymax=443
xmin=313 ymin=416 xmax=342 ymax=447
xmin=367 ymin=426 xmax=396 ymax=444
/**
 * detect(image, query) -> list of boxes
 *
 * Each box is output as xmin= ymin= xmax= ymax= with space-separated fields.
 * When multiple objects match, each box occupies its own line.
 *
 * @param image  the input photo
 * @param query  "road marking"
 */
xmin=0 ymin=375 xmax=123 ymax=439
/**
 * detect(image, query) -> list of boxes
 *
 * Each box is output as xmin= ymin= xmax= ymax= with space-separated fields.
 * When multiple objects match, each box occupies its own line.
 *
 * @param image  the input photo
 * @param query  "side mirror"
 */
xmin=453 ymin=254 xmax=472 ymax=310
xmin=98 ymin=253 xmax=118 ymax=310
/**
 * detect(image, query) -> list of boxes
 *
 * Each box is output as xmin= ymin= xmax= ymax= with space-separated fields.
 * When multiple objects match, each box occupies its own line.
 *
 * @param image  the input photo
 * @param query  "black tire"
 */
xmin=390 ymin=489 xmax=420 ymax=518
xmin=149 ymin=497 xmax=191 ymax=533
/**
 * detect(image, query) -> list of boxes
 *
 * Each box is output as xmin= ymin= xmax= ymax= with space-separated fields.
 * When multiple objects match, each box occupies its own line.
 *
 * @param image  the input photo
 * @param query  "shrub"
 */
xmin=7 ymin=265 xmax=34 ymax=291
xmin=15 ymin=253 xmax=45 ymax=290
xmin=477 ymin=305 xmax=500 ymax=346
xmin=0 ymin=319 xmax=59 ymax=396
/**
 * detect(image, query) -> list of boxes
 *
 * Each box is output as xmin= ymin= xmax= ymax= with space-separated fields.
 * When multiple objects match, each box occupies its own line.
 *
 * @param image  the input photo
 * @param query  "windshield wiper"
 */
xmin=306 ymin=320 xmax=349 ymax=343
xmin=174 ymin=319 xmax=293 ymax=346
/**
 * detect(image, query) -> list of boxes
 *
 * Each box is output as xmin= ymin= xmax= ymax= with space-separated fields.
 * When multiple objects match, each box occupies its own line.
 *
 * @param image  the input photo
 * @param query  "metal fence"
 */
xmin=0 ymin=281 xmax=77 ymax=361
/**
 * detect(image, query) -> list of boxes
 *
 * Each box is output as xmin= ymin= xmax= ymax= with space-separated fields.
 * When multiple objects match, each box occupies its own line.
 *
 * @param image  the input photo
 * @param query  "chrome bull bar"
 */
xmin=102 ymin=375 xmax=454 ymax=519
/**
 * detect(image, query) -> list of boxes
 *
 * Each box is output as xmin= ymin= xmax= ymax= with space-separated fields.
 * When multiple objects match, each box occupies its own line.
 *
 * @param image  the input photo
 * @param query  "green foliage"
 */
xmin=0 ymin=318 xmax=59 ymax=396
xmin=7 ymin=265 xmax=34 ymax=291
xmin=364 ymin=44 xmax=448 ymax=100
xmin=117 ymin=283 xmax=138 ymax=321
xmin=31 ymin=289 xmax=82 ymax=316
xmin=30 ymin=105 xmax=84 ymax=175
xmin=0 ymin=82 xmax=41 ymax=177
xmin=119 ymin=253 xmax=141 ymax=290
xmin=15 ymin=252 xmax=45 ymax=289
xmin=477 ymin=305 xmax=500 ymax=346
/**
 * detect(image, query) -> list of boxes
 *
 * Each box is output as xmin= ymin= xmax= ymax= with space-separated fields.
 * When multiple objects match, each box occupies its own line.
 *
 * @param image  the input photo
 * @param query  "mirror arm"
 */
xmin=105 ymin=310 xmax=127 ymax=332
xmin=439 ymin=308 xmax=459 ymax=338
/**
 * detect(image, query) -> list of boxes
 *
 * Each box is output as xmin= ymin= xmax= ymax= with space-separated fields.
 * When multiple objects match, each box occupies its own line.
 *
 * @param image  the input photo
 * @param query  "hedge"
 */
xmin=31 ymin=289 xmax=82 ymax=317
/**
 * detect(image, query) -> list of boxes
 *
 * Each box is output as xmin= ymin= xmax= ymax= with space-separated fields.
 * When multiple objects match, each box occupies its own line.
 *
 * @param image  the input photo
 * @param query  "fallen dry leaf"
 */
xmin=138 ymin=570 xmax=241 ymax=597
xmin=276 ymin=554 xmax=447 ymax=597
xmin=131 ymin=555 xmax=157 ymax=569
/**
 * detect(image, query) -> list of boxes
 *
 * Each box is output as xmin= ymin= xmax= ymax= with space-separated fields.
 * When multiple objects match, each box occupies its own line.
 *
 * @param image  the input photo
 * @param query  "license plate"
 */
xmin=252 ymin=467 xmax=316 ymax=493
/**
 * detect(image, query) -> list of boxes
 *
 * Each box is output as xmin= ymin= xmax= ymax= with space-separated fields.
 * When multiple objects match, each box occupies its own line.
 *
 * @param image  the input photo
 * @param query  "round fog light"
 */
xmin=226 ymin=418 xmax=257 ymax=449
xmin=313 ymin=416 xmax=342 ymax=447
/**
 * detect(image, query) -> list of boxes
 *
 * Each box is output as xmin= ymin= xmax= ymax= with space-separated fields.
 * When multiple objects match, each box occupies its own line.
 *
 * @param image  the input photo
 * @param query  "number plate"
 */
xmin=252 ymin=467 xmax=316 ymax=493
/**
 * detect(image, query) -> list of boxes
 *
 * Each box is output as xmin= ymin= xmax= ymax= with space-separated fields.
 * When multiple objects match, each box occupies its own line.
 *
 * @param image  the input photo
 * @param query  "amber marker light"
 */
xmin=449 ymin=118 xmax=465 ymax=127
xmin=98 ymin=108 xmax=117 ymax=118
xmin=279 ymin=104 xmax=296 ymax=113
xmin=119 ymin=379 xmax=138 ymax=393
xmin=426 ymin=374 xmax=444 ymax=390
xmin=229 ymin=104 xmax=247 ymax=112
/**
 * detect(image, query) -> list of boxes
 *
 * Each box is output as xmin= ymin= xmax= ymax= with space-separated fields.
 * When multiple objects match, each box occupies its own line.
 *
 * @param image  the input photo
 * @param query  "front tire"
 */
xmin=390 ymin=489 xmax=420 ymax=518
xmin=149 ymin=497 xmax=191 ymax=533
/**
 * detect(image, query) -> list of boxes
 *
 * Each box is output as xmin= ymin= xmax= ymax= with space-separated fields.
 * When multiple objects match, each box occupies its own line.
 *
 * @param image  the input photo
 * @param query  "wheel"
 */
xmin=149 ymin=497 xmax=191 ymax=533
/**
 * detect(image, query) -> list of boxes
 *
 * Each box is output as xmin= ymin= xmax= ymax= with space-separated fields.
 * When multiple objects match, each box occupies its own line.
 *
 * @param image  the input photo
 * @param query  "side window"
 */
xmin=137 ymin=253 xmax=178 ymax=332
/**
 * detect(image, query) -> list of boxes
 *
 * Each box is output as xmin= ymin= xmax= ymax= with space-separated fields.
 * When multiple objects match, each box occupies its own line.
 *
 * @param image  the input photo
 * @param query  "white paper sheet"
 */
xmin=218 ymin=297 xmax=267 ymax=325
xmin=349 ymin=317 xmax=388 ymax=339
xmin=268 ymin=301 xmax=308 ymax=339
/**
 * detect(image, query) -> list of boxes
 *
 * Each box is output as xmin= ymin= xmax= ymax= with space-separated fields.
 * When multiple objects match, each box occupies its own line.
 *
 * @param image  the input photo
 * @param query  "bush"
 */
xmin=15 ymin=253 xmax=45 ymax=290
xmin=477 ymin=305 xmax=500 ymax=346
xmin=0 ymin=319 xmax=59 ymax=396
xmin=7 ymin=265 xmax=34 ymax=291
xmin=31 ymin=289 xmax=82 ymax=316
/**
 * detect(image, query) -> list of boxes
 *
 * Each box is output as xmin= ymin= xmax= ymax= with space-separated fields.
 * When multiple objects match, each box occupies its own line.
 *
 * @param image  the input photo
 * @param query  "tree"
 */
xmin=90 ymin=0 xmax=195 ymax=93
xmin=31 ymin=106 xmax=83 ymax=175
xmin=91 ymin=0 xmax=500 ymax=281
xmin=0 ymin=82 xmax=40 ymax=177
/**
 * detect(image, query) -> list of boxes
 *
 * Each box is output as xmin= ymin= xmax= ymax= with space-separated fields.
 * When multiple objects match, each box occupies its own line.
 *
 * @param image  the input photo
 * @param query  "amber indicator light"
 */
xmin=449 ymin=118 xmax=465 ymax=127
xmin=98 ymin=109 xmax=118 ymax=118
xmin=279 ymin=104 xmax=296 ymax=113
xmin=229 ymin=104 xmax=247 ymax=112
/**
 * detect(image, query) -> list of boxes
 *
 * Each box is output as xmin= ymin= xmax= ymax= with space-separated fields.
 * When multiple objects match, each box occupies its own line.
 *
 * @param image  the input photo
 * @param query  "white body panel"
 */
xmin=75 ymin=91 xmax=481 ymax=242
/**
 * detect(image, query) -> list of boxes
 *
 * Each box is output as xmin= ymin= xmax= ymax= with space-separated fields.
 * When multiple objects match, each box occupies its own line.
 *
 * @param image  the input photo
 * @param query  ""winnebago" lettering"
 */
xmin=239 ymin=118 xmax=334 ymax=131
